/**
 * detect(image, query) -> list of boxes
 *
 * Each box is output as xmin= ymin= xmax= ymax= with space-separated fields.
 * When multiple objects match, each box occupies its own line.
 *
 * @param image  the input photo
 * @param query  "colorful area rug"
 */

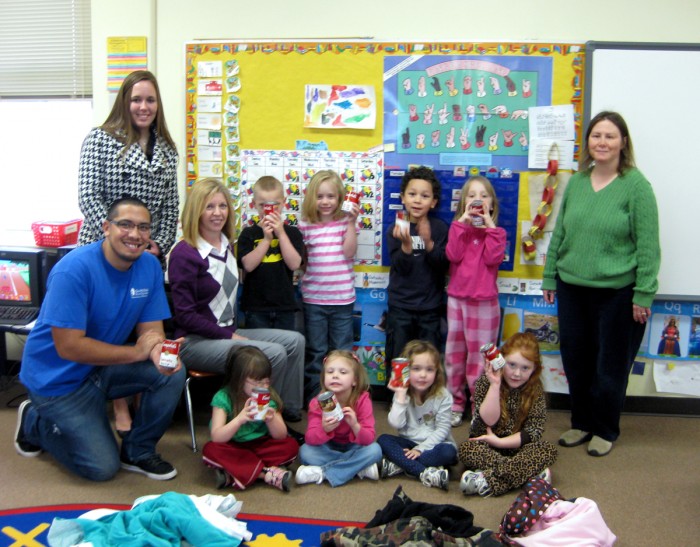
xmin=0 ymin=504 xmax=363 ymax=546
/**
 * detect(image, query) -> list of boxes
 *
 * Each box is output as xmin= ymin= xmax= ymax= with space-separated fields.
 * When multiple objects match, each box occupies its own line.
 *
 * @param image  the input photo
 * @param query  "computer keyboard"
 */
xmin=0 ymin=306 xmax=39 ymax=325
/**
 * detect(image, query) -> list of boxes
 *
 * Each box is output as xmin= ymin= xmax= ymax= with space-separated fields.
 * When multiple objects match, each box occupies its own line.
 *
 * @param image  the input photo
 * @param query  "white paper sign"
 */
xmin=528 ymin=139 xmax=575 ymax=170
xmin=529 ymin=105 xmax=575 ymax=141
xmin=653 ymin=361 xmax=700 ymax=396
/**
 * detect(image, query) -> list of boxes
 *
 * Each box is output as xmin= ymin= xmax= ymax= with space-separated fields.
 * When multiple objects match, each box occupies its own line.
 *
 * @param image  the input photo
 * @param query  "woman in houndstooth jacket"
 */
xmin=77 ymin=70 xmax=178 ymax=436
xmin=78 ymin=70 xmax=178 ymax=266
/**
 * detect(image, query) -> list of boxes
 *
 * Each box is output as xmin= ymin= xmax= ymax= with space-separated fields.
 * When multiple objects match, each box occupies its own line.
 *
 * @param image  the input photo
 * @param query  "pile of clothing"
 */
xmin=47 ymin=491 xmax=250 ymax=547
xmin=320 ymin=479 xmax=616 ymax=546
xmin=321 ymin=485 xmax=499 ymax=546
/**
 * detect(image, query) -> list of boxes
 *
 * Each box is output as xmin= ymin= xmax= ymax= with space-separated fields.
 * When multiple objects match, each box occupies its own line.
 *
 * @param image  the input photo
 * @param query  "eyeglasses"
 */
xmin=245 ymin=378 xmax=270 ymax=388
xmin=110 ymin=220 xmax=152 ymax=234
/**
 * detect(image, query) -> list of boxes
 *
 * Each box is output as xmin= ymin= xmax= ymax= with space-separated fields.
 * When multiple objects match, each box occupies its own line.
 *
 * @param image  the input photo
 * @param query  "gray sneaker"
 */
xmin=537 ymin=467 xmax=552 ymax=483
xmin=460 ymin=469 xmax=491 ymax=496
xmin=380 ymin=458 xmax=404 ymax=478
xmin=450 ymin=411 xmax=463 ymax=427
xmin=419 ymin=466 xmax=449 ymax=491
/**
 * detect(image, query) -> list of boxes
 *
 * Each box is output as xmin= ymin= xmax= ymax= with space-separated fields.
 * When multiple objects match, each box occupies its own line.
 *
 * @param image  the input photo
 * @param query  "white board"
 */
xmin=585 ymin=42 xmax=700 ymax=299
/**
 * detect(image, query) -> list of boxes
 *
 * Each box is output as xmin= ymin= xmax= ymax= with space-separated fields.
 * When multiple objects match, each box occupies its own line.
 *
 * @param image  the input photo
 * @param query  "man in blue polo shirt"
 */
xmin=14 ymin=196 xmax=185 ymax=481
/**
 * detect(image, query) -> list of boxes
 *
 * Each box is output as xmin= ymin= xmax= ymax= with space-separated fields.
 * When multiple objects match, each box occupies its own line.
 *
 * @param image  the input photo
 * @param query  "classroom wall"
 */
xmin=26 ymin=1 xmax=688 ymax=401
xmin=90 ymin=0 xmax=700 ymax=204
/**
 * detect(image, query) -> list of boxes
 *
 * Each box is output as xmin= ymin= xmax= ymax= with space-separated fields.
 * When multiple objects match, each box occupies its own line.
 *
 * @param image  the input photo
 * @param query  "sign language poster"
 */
xmin=384 ymin=54 xmax=554 ymax=171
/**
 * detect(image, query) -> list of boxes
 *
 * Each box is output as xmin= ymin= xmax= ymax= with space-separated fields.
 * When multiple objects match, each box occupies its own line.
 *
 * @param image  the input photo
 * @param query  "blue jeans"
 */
xmin=303 ymin=303 xmax=354 ymax=404
xmin=377 ymin=434 xmax=457 ymax=476
xmin=299 ymin=440 xmax=382 ymax=487
xmin=24 ymin=361 xmax=186 ymax=481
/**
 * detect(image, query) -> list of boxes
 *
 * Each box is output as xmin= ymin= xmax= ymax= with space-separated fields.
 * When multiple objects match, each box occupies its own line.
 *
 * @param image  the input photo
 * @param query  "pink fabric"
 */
xmin=446 ymin=221 xmax=506 ymax=300
xmin=512 ymin=498 xmax=617 ymax=547
xmin=304 ymin=391 xmax=376 ymax=446
xmin=298 ymin=219 xmax=356 ymax=305
xmin=444 ymin=296 xmax=500 ymax=412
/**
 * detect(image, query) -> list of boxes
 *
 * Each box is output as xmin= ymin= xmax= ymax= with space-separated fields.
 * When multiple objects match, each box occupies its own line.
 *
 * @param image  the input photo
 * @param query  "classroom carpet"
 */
xmin=0 ymin=504 xmax=363 ymax=546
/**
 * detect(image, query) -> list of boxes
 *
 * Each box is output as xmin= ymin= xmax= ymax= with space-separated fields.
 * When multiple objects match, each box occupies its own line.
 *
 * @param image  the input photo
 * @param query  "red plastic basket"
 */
xmin=31 ymin=219 xmax=83 ymax=247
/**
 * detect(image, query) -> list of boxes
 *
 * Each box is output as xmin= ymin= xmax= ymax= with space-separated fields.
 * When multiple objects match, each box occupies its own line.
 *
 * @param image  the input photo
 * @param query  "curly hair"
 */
xmin=400 ymin=166 xmax=442 ymax=207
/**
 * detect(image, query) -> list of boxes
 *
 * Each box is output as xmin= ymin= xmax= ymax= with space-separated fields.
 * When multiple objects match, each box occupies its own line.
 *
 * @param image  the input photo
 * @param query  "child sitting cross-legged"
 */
xmin=295 ymin=350 xmax=382 ymax=487
xmin=202 ymin=346 xmax=299 ymax=492
xmin=458 ymin=332 xmax=558 ymax=497
xmin=377 ymin=340 xmax=457 ymax=491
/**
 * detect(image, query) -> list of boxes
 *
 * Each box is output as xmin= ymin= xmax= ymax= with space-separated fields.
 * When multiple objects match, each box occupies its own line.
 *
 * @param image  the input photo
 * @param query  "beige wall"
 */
xmin=90 ymin=0 xmax=700 ymax=199
xmin=9 ymin=1 xmax=686 ymax=400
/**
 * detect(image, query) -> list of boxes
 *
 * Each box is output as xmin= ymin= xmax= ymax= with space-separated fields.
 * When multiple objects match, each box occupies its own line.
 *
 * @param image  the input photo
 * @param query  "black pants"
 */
xmin=384 ymin=305 xmax=442 ymax=370
xmin=556 ymin=279 xmax=646 ymax=442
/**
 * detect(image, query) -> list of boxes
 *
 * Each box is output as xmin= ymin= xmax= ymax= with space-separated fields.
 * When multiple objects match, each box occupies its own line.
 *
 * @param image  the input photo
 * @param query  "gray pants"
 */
xmin=180 ymin=328 xmax=304 ymax=413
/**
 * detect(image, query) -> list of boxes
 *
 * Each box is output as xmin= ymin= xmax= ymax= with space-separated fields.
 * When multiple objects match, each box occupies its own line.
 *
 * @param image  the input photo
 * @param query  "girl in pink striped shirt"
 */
xmin=299 ymin=170 xmax=360 ymax=406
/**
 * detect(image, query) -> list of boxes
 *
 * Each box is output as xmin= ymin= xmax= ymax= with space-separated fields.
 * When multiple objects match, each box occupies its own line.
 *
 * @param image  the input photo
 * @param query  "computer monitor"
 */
xmin=0 ymin=247 xmax=45 ymax=310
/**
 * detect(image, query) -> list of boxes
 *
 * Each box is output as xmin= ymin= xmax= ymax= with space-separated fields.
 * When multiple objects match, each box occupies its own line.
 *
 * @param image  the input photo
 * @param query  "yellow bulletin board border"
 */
xmin=185 ymin=41 xmax=585 ymax=279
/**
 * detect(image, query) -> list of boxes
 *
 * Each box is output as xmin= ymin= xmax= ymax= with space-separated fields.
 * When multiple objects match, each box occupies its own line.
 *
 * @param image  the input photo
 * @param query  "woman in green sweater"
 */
xmin=542 ymin=111 xmax=660 ymax=457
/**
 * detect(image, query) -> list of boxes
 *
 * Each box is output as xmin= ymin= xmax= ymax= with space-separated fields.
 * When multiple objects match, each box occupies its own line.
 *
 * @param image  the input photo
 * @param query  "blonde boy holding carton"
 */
xmin=238 ymin=176 xmax=305 ymax=333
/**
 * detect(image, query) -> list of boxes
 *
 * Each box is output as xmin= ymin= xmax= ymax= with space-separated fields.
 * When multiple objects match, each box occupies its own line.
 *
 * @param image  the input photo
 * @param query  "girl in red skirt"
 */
xmin=202 ymin=346 xmax=298 ymax=491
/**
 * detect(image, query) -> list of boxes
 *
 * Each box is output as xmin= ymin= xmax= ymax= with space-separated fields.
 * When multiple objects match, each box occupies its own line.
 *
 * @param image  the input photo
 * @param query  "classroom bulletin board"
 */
xmin=183 ymin=41 xmax=700 ymax=402
xmin=185 ymin=41 xmax=585 ymax=284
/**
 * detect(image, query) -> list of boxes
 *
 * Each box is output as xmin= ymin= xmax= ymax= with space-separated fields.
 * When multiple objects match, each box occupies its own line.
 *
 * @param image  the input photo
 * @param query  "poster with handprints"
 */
xmin=384 ymin=54 xmax=555 ymax=172
xmin=304 ymin=85 xmax=376 ymax=129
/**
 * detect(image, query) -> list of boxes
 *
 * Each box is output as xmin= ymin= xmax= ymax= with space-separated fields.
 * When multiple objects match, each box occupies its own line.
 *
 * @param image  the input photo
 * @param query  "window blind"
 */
xmin=0 ymin=0 xmax=92 ymax=97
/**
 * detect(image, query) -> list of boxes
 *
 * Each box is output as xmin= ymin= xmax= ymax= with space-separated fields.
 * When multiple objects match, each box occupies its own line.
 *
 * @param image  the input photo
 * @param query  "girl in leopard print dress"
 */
xmin=458 ymin=332 xmax=557 ymax=497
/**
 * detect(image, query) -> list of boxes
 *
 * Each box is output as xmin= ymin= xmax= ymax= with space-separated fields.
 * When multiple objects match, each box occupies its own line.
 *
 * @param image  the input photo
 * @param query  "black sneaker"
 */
xmin=14 ymin=400 xmax=42 ymax=457
xmin=121 ymin=454 xmax=177 ymax=480
xmin=287 ymin=426 xmax=306 ymax=446
xmin=282 ymin=408 xmax=302 ymax=423
xmin=214 ymin=468 xmax=231 ymax=489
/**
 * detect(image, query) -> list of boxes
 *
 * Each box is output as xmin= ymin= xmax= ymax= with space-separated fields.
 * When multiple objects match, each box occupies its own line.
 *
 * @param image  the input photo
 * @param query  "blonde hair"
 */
xmin=320 ymin=349 xmax=370 ymax=409
xmin=400 ymin=340 xmax=445 ymax=402
xmin=180 ymin=178 xmax=235 ymax=246
xmin=455 ymin=175 xmax=500 ymax=224
xmin=498 ymin=332 xmax=543 ymax=432
xmin=301 ymin=170 xmax=346 ymax=223
xmin=253 ymin=175 xmax=284 ymax=197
